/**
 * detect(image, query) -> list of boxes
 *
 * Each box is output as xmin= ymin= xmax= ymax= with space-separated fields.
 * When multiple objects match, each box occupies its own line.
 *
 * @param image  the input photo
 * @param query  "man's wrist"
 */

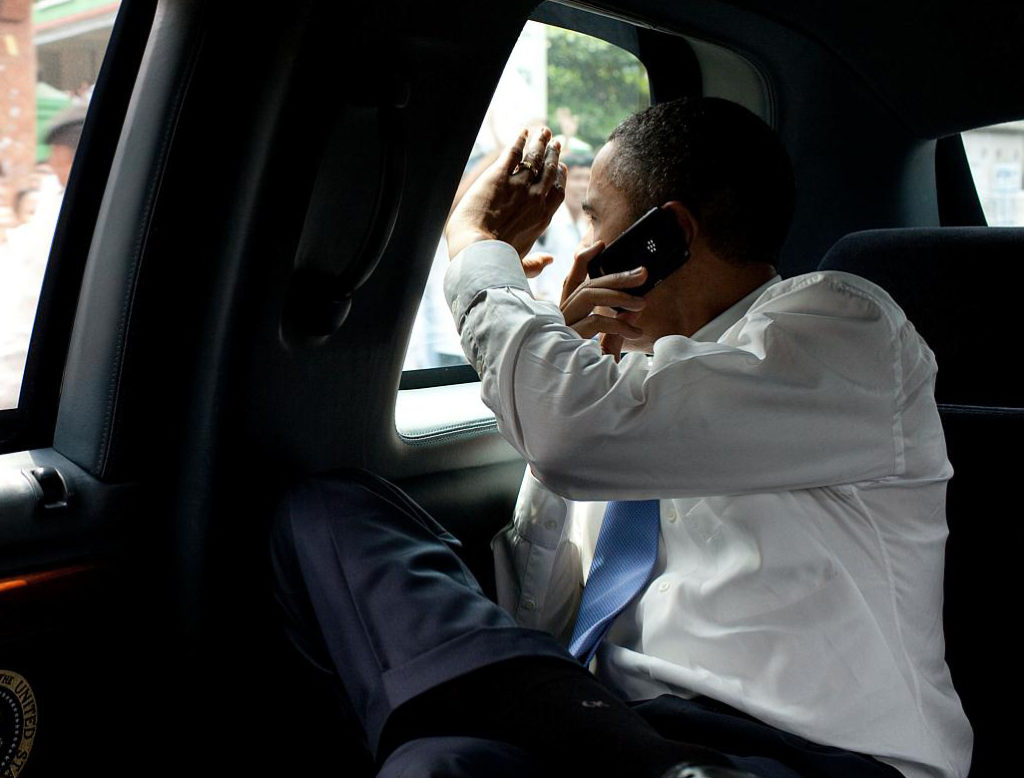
xmin=446 ymin=228 xmax=498 ymax=261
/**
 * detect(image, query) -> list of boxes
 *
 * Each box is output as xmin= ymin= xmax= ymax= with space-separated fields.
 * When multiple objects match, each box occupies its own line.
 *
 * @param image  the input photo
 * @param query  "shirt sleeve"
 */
xmin=445 ymin=240 xmax=912 ymax=502
xmin=491 ymin=466 xmax=582 ymax=643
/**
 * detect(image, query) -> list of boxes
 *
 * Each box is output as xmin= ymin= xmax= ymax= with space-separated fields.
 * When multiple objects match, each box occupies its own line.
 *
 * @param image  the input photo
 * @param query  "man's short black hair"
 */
xmin=606 ymin=96 xmax=795 ymax=265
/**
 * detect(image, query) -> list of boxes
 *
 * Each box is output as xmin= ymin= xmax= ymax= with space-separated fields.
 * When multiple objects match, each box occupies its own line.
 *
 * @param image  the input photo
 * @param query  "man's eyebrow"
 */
xmin=581 ymin=200 xmax=595 ymax=215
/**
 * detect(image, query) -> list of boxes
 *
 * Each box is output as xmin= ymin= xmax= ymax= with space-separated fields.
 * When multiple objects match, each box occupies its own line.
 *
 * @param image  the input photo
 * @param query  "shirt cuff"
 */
xmin=444 ymin=239 xmax=532 ymax=331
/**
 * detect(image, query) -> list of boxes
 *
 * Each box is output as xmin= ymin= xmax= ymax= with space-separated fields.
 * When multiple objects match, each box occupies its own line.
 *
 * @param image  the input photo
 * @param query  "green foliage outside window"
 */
xmin=545 ymin=27 xmax=651 ymax=152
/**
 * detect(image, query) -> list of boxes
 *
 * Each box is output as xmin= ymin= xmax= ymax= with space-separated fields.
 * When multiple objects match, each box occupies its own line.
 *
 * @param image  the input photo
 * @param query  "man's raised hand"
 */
xmin=446 ymin=126 xmax=567 ymax=261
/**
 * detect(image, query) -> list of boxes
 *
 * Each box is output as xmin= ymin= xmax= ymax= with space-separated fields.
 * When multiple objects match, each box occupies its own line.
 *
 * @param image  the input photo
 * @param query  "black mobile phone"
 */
xmin=586 ymin=206 xmax=690 ymax=296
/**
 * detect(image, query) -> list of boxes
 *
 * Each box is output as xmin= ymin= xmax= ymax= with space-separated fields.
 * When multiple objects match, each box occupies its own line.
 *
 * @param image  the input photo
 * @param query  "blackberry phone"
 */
xmin=586 ymin=206 xmax=690 ymax=296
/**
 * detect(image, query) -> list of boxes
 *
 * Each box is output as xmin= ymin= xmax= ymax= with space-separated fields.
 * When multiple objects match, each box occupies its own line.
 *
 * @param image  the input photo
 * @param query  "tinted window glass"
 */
xmin=402 ymin=21 xmax=650 ymax=373
xmin=1 ymin=0 xmax=121 ymax=410
xmin=962 ymin=121 xmax=1024 ymax=226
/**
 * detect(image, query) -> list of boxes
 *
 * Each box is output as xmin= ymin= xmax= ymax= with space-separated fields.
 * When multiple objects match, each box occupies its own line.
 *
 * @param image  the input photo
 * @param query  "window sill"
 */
xmin=396 ymin=382 xmax=497 ymax=444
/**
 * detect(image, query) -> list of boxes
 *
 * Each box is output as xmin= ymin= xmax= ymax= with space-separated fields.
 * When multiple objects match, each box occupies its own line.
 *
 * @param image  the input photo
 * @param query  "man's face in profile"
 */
xmin=580 ymin=142 xmax=635 ymax=249
xmin=563 ymin=165 xmax=591 ymax=219
xmin=579 ymin=140 xmax=665 ymax=354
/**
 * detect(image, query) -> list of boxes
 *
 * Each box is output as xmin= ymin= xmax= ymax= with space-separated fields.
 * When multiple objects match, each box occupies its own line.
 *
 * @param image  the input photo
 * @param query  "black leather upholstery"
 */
xmin=819 ymin=228 xmax=1024 ymax=777
xmin=818 ymin=227 xmax=1024 ymax=407
xmin=938 ymin=405 xmax=1023 ymax=778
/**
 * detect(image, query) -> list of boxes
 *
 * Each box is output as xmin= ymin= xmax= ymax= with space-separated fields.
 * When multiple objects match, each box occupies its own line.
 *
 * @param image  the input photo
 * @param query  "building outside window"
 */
xmin=962 ymin=121 xmax=1024 ymax=227
xmin=0 ymin=0 xmax=120 ymax=410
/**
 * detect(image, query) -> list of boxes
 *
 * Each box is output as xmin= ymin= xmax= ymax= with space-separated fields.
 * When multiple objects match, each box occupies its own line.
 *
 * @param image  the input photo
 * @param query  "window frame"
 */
xmin=398 ymin=4 xmax=662 ymax=392
xmin=935 ymin=134 xmax=987 ymax=227
xmin=394 ymin=2 xmax=775 ymax=442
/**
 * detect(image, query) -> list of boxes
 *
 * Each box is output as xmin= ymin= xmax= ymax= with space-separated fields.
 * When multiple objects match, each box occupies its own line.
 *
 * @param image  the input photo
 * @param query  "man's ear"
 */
xmin=662 ymin=201 xmax=698 ymax=246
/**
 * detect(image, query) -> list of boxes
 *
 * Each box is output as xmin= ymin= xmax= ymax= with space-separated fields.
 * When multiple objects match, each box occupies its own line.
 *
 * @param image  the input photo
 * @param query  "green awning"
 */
xmin=33 ymin=0 xmax=118 ymax=26
xmin=36 ymin=82 xmax=72 ymax=163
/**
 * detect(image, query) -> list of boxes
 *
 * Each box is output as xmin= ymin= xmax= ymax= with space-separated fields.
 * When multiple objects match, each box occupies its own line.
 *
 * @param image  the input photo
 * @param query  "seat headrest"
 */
xmin=818 ymin=228 xmax=1024 ymax=407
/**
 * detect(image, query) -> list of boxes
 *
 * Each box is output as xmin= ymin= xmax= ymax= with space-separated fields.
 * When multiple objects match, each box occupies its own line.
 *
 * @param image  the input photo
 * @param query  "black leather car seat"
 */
xmin=819 ymin=227 xmax=1024 ymax=778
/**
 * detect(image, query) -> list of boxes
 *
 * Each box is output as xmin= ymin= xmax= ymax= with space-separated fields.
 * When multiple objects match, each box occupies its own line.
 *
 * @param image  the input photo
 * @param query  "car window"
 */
xmin=962 ymin=121 xmax=1024 ymax=226
xmin=0 ymin=0 xmax=122 ymax=411
xmin=401 ymin=21 xmax=650 ymax=378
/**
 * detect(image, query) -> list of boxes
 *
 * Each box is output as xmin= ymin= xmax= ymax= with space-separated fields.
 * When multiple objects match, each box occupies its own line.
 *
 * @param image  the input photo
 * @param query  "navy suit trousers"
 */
xmin=270 ymin=469 xmax=903 ymax=778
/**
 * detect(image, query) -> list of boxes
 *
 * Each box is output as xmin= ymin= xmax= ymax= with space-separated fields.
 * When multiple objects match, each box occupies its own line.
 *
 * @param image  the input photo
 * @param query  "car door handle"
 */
xmin=24 ymin=466 xmax=70 ymax=511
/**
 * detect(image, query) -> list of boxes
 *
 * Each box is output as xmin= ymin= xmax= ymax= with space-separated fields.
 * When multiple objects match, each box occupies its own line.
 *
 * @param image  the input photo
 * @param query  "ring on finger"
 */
xmin=513 ymin=158 xmax=539 ymax=178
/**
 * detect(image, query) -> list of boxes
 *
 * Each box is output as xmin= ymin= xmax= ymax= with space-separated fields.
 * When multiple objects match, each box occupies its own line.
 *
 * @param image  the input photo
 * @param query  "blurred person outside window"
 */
xmin=404 ymin=42 xmax=545 ymax=371
xmin=12 ymin=187 xmax=39 ymax=225
xmin=0 ymin=104 xmax=87 ymax=409
xmin=530 ymin=150 xmax=592 ymax=302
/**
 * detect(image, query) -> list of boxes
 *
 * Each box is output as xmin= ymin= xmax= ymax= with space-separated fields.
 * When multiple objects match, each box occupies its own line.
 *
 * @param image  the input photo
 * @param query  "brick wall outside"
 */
xmin=0 ymin=2 xmax=37 ymax=232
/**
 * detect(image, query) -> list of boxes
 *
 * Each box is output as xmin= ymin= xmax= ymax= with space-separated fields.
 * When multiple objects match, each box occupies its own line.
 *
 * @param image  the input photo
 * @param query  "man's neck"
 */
xmin=640 ymin=249 xmax=776 ymax=342
xmin=684 ymin=261 xmax=776 ymax=336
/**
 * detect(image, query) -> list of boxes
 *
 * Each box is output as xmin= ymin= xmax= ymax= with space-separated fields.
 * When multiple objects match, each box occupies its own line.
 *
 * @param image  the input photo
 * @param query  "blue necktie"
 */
xmin=568 ymin=499 xmax=661 ymax=664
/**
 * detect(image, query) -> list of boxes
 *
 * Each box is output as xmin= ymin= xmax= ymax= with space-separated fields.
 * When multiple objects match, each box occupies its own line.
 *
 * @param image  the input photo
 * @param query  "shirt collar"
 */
xmin=691 ymin=275 xmax=782 ymax=342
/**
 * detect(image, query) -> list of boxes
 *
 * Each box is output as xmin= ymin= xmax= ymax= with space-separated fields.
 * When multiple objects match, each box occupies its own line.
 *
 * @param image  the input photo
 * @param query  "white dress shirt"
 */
xmin=445 ymin=239 xmax=973 ymax=778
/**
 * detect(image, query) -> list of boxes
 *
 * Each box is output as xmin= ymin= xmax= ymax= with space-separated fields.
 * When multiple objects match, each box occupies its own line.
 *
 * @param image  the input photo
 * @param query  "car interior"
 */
xmin=1 ymin=0 xmax=1021 ymax=775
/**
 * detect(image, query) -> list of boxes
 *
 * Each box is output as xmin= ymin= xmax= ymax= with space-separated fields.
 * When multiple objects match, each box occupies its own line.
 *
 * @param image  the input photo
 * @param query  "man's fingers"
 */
xmin=522 ymin=252 xmax=554 ymax=279
xmin=568 ymin=288 xmax=647 ymax=312
xmin=503 ymin=129 xmax=529 ymax=175
xmin=571 ymin=314 xmax=644 ymax=341
xmin=600 ymin=333 xmax=626 ymax=362
xmin=562 ymin=267 xmax=649 ymax=321
xmin=561 ymin=241 xmax=605 ymax=306
xmin=587 ymin=266 xmax=648 ymax=291
xmin=601 ymin=311 xmax=643 ymax=362
xmin=542 ymin=160 xmax=567 ymax=224
xmin=562 ymin=287 xmax=644 ymax=329
xmin=545 ymin=179 xmax=566 ymax=220
xmin=553 ymin=161 xmax=568 ymax=192
xmin=573 ymin=240 xmax=605 ymax=267
xmin=538 ymin=140 xmax=562 ymax=191
xmin=520 ymin=126 xmax=551 ymax=176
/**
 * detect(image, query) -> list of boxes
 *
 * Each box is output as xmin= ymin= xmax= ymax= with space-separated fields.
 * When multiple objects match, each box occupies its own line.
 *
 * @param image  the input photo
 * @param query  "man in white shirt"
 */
xmin=273 ymin=97 xmax=970 ymax=778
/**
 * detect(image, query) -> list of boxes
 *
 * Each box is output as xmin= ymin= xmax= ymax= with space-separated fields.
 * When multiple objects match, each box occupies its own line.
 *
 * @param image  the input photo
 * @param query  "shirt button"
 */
xmin=657 ymin=582 xmax=671 ymax=593
xmin=663 ymin=506 xmax=677 ymax=523
xmin=522 ymin=598 xmax=537 ymax=611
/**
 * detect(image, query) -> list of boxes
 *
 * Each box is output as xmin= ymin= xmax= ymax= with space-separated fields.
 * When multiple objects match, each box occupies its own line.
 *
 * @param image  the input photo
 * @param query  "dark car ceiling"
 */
xmin=742 ymin=0 xmax=1024 ymax=136
xmin=600 ymin=0 xmax=1024 ymax=138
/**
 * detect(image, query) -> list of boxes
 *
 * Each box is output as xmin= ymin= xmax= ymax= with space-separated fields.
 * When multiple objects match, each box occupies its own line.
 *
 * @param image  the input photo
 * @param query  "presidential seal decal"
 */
xmin=0 ymin=671 xmax=36 ymax=778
